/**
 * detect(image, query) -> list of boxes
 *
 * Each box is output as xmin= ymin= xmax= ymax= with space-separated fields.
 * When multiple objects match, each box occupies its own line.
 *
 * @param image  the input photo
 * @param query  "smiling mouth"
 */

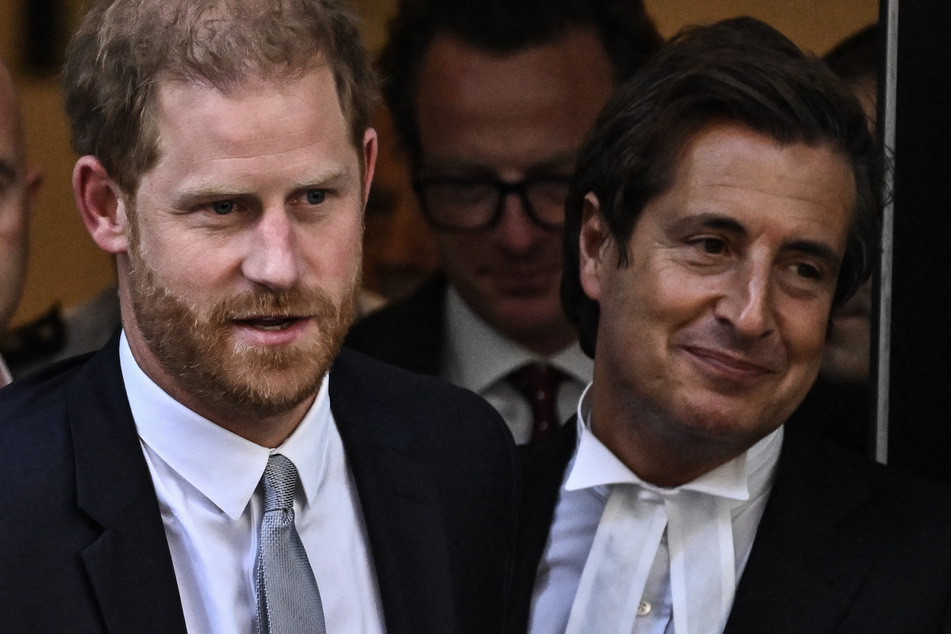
xmin=684 ymin=346 xmax=777 ymax=376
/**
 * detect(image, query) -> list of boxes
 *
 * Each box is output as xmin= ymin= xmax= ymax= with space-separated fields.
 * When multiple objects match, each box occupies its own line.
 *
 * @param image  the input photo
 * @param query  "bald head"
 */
xmin=0 ymin=60 xmax=40 ymax=333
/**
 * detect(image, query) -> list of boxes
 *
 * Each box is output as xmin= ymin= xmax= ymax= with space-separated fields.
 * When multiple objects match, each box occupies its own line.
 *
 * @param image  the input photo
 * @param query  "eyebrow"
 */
xmin=668 ymin=212 xmax=746 ymax=237
xmin=782 ymin=238 xmax=840 ymax=265
xmin=172 ymin=166 xmax=352 ymax=206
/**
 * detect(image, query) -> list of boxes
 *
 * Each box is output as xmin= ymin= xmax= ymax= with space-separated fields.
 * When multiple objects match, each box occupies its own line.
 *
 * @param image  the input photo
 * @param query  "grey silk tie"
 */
xmin=255 ymin=454 xmax=326 ymax=634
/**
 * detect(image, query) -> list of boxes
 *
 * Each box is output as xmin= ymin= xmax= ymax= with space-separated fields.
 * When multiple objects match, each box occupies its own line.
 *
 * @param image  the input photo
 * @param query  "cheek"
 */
xmin=310 ymin=217 xmax=364 ymax=281
xmin=780 ymin=300 xmax=833 ymax=363
xmin=132 ymin=223 xmax=229 ymax=296
xmin=624 ymin=261 xmax=712 ymax=328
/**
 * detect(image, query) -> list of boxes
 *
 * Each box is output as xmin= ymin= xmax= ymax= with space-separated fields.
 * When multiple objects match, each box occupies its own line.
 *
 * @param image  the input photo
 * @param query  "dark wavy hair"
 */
xmin=562 ymin=17 xmax=882 ymax=357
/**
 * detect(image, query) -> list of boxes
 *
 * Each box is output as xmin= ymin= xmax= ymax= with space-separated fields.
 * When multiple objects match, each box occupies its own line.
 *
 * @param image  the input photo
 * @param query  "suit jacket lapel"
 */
xmin=725 ymin=426 xmax=885 ymax=633
xmin=507 ymin=418 xmax=578 ymax=631
xmin=69 ymin=337 xmax=187 ymax=633
xmin=330 ymin=352 xmax=455 ymax=634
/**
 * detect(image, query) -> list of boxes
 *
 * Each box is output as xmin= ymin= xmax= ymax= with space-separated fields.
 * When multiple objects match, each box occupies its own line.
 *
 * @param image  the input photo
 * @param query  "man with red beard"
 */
xmin=0 ymin=1 xmax=517 ymax=632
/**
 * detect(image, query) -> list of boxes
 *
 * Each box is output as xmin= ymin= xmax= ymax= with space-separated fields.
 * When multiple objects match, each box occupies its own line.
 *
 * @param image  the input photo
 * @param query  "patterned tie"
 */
xmin=255 ymin=454 xmax=326 ymax=634
xmin=507 ymin=362 xmax=566 ymax=443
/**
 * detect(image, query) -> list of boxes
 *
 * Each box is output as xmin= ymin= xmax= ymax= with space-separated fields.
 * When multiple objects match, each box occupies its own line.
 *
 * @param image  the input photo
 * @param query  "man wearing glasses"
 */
xmin=345 ymin=0 xmax=662 ymax=449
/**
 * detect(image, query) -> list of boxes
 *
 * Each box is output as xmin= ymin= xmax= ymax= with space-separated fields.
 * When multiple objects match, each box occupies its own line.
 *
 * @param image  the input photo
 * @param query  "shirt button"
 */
xmin=637 ymin=601 xmax=651 ymax=616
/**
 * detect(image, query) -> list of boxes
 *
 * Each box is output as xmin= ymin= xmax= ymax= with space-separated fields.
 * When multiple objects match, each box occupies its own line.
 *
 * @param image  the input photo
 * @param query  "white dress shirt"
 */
xmin=530 ymin=385 xmax=783 ymax=634
xmin=120 ymin=333 xmax=385 ymax=634
xmin=0 ymin=353 xmax=11 ymax=387
xmin=441 ymin=286 xmax=593 ymax=444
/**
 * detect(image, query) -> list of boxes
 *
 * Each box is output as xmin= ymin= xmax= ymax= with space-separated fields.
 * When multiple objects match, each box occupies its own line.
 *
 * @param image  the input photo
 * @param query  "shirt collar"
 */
xmin=566 ymin=382 xmax=783 ymax=503
xmin=119 ymin=331 xmax=331 ymax=519
xmin=441 ymin=285 xmax=591 ymax=392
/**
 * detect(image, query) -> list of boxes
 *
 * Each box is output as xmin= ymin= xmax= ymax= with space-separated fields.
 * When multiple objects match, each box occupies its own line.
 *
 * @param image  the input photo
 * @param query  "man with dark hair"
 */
xmin=0 ymin=1 xmax=517 ymax=632
xmin=513 ymin=17 xmax=951 ymax=633
xmin=346 ymin=0 xmax=662 ymax=448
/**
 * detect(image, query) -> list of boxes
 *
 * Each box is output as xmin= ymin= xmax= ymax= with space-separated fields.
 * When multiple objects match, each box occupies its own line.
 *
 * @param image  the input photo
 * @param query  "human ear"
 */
xmin=72 ymin=156 xmax=129 ymax=254
xmin=579 ymin=192 xmax=611 ymax=301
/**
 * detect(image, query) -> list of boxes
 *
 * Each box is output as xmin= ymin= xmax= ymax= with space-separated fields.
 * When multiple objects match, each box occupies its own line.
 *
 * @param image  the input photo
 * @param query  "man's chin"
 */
xmin=200 ymin=359 xmax=328 ymax=418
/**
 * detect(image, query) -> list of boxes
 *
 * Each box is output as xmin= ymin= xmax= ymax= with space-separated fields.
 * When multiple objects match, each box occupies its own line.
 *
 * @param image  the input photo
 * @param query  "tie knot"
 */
xmin=508 ymin=362 xmax=564 ymax=396
xmin=261 ymin=454 xmax=299 ymax=513
xmin=507 ymin=362 xmax=567 ymax=442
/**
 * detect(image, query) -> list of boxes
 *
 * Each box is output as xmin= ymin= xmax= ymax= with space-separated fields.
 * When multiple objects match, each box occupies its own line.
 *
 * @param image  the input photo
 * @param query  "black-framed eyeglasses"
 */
xmin=412 ymin=175 xmax=571 ymax=232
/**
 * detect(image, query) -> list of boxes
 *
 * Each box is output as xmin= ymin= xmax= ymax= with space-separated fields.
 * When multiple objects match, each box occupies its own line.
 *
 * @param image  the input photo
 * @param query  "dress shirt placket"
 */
xmin=566 ymin=482 xmax=743 ymax=634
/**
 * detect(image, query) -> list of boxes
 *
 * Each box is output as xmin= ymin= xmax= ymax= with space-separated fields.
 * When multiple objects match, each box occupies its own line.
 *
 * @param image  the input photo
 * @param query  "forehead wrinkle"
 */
xmin=695 ymin=153 xmax=855 ymax=214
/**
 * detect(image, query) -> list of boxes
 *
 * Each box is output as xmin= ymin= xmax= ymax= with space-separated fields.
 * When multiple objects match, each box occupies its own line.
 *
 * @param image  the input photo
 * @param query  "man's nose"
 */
xmin=714 ymin=260 xmax=777 ymax=339
xmin=242 ymin=208 xmax=300 ymax=290
xmin=493 ymin=191 xmax=544 ymax=253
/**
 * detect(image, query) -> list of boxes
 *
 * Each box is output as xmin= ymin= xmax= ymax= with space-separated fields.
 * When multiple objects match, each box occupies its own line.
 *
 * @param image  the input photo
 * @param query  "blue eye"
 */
xmin=212 ymin=200 xmax=235 ymax=215
xmin=306 ymin=190 xmax=326 ymax=205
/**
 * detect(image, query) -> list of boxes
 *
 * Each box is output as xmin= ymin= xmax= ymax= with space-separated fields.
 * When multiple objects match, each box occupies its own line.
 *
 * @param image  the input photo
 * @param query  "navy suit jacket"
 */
xmin=0 ymin=336 xmax=518 ymax=633
xmin=508 ymin=419 xmax=951 ymax=633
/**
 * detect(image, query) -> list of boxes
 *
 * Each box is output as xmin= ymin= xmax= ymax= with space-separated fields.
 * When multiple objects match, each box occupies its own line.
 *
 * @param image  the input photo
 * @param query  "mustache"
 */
xmin=208 ymin=287 xmax=338 ymax=322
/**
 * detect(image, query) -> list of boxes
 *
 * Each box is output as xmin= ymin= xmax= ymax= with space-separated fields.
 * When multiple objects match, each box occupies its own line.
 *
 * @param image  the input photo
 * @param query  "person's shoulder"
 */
xmin=0 ymin=287 xmax=120 ymax=379
xmin=331 ymin=347 xmax=518 ymax=524
xmin=784 ymin=422 xmax=951 ymax=525
xmin=0 ymin=353 xmax=92 ymax=467
xmin=0 ymin=305 xmax=67 ymax=377
xmin=0 ymin=353 xmax=90 ymax=413
xmin=863 ymin=452 xmax=951 ymax=524
xmin=345 ymin=274 xmax=447 ymax=344
xmin=332 ymin=345 xmax=505 ymax=431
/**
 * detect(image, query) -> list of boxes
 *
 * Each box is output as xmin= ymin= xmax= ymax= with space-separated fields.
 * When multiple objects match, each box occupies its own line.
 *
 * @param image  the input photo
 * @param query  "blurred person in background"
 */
xmin=346 ymin=0 xmax=663 ymax=451
xmin=361 ymin=102 xmax=440 ymax=303
xmin=789 ymin=23 xmax=879 ymax=456
xmin=0 ymin=58 xmax=42 ymax=386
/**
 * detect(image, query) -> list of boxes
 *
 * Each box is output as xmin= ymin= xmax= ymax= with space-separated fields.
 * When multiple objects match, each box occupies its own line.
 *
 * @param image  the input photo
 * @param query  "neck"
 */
xmin=187 ymin=394 xmax=315 ymax=448
xmin=589 ymin=389 xmax=753 ymax=489
xmin=141 ymin=347 xmax=314 ymax=447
